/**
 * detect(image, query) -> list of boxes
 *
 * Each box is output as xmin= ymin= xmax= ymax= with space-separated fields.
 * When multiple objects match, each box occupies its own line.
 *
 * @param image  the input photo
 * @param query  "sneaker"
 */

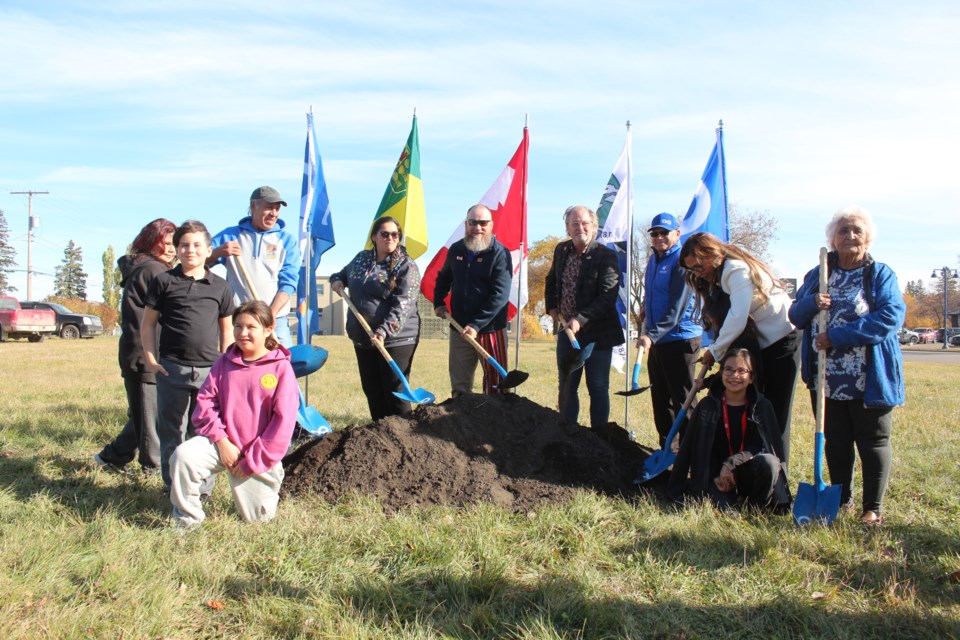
xmin=859 ymin=510 xmax=883 ymax=526
xmin=93 ymin=453 xmax=129 ymax=476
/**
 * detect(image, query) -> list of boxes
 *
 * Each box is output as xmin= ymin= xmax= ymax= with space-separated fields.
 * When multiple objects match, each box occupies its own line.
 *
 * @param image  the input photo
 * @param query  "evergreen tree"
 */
xmin=101 ymin=245 xmax=121 ymax=309
xmin=54 ymin=240 xmax=88 ymax=300
xmin=904 ymin=279 xmax=928 ymax=298
xmin=0 ymin=209 xmax=17 ymax=295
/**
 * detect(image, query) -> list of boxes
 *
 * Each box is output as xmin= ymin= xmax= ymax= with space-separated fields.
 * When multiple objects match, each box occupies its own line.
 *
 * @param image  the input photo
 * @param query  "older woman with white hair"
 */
xmin=788 ymin=206 xmax=905 ymax=525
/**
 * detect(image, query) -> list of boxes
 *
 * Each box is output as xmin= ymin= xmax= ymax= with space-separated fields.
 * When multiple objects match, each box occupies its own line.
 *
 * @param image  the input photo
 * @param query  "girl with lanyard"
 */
xmin=667 ymin=349 xmax=792 ymax=511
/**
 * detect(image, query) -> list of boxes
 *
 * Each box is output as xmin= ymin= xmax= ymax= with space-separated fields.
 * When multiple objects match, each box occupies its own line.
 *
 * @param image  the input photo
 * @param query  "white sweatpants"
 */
xmin=169 ymin=436 xmax=284 ymax=527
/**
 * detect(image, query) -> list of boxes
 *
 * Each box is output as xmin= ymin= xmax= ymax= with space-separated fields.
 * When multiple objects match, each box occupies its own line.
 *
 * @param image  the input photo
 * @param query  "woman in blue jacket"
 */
xmin=789 ymin=206 xmax=904 ymax=525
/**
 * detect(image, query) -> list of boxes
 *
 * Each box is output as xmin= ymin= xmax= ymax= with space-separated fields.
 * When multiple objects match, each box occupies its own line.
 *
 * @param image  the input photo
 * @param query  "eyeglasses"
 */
xmin=722 ymin=367 xmax=752 ymax=377
xmin=649 ymin=230 xmax=671 ymax=238
xmin=378 ymin=230 xmax=400 ymax=239
xmin=467 ymin=219 xmax=491 ymax=227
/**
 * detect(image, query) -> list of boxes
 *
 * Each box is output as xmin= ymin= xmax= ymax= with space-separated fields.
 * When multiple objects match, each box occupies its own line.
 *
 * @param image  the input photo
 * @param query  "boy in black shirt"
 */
xmin=142 ymin=220 xmax=235 ymax=491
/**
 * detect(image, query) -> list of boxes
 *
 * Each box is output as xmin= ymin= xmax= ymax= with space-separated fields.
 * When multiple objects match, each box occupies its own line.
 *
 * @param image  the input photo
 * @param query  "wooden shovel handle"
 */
xmin=684 ymin=364 xmax=710 ymax=412
xmin=231 ymin=255 xmax=261 ymax=302
xmin=816 ymin=247 xmax=829 ymax=436
xmin=446 ymin=316 xmax=493 ymax=360
xmin=340 ymin=290 xmax=394 ymax=363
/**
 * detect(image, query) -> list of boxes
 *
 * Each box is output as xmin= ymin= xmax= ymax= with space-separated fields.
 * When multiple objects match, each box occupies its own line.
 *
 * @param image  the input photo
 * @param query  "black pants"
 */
xmin=710 ymin=453 xmax=786 ymax=509
xmin=355 ymin=342 xmax=419 ymax=421
xmin=98 ymin=373 xmax=160 ymax=470
xmin=647 ymin=337 xmax=700 ymax=447
xmin=815 ymin=395 xmax=893 ymax=515
xmin=758 ymin=330 xmax=800 ymax=466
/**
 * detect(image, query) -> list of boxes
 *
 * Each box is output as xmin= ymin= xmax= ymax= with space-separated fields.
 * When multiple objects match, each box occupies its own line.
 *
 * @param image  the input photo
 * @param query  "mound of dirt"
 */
xmin=282 ymin=393 xmax=658 ymax=512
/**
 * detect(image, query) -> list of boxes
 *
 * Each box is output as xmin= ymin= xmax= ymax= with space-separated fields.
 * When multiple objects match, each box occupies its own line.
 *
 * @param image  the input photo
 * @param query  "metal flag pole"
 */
xmin=513 ymin=114 xmax=530 ymax=370
xmin=302 ymin=107 xmax=315 ymax=404
xmin=623 ymin=120 xmax=634 ymax=430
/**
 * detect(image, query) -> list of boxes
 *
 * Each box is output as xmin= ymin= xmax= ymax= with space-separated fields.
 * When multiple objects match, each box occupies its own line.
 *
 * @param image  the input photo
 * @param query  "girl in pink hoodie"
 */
xmin=170 ymin=301 xmax=300 ymax=529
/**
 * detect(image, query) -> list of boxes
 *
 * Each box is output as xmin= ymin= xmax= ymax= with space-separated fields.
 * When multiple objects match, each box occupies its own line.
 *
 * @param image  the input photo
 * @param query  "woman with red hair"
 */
xmin=94 ymin=218 xmax=176 ymax=475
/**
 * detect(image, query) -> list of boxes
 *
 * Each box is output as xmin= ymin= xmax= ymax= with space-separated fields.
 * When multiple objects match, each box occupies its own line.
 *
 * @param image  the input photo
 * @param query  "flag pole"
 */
xmin=514 ymin=114 xmax=529 ymax=370
xmin=623 ymin=120 xmax=633 ymax=430
xmin=716 ymin=119 xmax=728 ymax=222
xmin=303 ymin=109 xmax=314 ymax=407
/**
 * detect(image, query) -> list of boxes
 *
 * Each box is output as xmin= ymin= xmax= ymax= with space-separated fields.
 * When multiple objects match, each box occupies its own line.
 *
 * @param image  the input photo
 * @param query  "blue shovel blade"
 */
xmin=393 ymin=388 xmax=436 ymax=404
xmin=793 ymin=482 xmax=843 ymax=526
xmin=289 ymin=344 xmax=329 ymax=378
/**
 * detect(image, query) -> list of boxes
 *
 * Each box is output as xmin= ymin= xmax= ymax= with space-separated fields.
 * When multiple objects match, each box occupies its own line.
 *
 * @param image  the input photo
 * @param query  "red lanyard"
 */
xmin=721 ymin=396 xmax=748 ymax=458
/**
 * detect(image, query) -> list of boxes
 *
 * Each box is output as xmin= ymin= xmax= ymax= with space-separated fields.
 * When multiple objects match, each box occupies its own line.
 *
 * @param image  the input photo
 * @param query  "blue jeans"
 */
xmin=274 ymin=314 xmax=293 ymax=348
xmin=556 ymin=333 xmax=613 ymax=427
xmin=156 ymin=358 xmax=211 ymax=488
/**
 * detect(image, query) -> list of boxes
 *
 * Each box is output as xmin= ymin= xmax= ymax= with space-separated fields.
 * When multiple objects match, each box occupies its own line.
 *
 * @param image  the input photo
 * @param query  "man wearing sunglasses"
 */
xmin=208 ymin=186 xmax=301 ymax=347
xmin=433 ymin=204 xmax=513 ymax=396
xmin=639 ymin=213 xmax=702 ymax=447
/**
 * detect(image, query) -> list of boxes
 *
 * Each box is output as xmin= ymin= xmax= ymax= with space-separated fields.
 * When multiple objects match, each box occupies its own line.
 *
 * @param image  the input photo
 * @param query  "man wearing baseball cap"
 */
xmin=209 ymin=186 xmax=301 ymax=347
xmin=639 ymin=213 xmax=702 ymax=447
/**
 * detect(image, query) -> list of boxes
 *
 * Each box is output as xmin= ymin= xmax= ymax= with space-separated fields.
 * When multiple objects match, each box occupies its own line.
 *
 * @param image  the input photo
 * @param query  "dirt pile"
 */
xmin=282 ymin=393 xmax=656 ymax=512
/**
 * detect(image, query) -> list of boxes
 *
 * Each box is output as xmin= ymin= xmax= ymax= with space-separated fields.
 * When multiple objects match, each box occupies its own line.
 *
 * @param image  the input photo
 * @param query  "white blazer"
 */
xmin=708 ymin=259 xmax=795 ymax=359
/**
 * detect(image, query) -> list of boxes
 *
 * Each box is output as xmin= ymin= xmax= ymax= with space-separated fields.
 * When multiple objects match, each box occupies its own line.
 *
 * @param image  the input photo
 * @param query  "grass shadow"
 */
xmin=0 ymin=451 xmax=166 ymax=528
xmin=336 ymin=568 xmax=960 ymax=639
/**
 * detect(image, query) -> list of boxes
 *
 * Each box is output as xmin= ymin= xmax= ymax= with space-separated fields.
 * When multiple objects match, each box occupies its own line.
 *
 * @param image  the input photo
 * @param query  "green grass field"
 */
xmin=1 ymin=336 xmax=959 ymax=639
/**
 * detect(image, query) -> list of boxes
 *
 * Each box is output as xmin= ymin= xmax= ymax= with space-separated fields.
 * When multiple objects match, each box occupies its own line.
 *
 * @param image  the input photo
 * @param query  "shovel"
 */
xmin=793 ymin=247 xmax=843 ymax=525
xmin=446 ymin=315 xmax=528 ymax=390
xmin=289 ymin=344 xmax=328 ymax=378
xmin=635 ymin=364 xmax=708 ymax=483
xmin=616 ymin=326 xmax=651 ymax=397
xmin=231 ymin=256 xmax=333 ymax=436
xmin=296 ymin=388 xmax=331 ymax=436
xmin=560 ymin=325 xmax=592 ymax=374
xmin=340 ymin=291 xmax=435 ymax=405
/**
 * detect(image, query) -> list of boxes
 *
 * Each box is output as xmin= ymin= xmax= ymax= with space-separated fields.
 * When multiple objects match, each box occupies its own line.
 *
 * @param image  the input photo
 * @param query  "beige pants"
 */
xmin=170 ymin=435 xmax=284 ymax=527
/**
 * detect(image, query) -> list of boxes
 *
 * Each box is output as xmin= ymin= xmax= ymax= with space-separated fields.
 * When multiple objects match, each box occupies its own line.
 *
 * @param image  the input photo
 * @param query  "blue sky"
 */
xmin=1 ymin=1 xmax=957 ymax=301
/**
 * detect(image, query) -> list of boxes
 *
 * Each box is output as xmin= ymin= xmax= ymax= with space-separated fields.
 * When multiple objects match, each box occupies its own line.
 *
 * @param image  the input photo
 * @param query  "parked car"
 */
xmin=0 ymin=296 xmax=56 ymax=342
xmin=19 ymin=301 xmax=104 ymax=339
xmin=935 ymin=328 xmax=960 ymax=344
xmin=951 ymin=334 xmax=960 ymax=348
xmin=912 ymin=327 xmax=937 ymax=344
xmin=898 ymin=328 xmax=920 ymax=345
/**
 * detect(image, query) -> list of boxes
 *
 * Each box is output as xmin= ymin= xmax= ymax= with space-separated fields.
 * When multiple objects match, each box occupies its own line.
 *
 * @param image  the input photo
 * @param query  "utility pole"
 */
xmin=10 ymin=190 xmax=48 ymax=301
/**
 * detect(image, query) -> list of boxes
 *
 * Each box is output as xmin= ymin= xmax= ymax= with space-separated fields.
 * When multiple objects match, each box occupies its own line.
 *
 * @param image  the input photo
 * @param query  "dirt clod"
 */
xmin=282 ymin=393 xmax=656 ymax=512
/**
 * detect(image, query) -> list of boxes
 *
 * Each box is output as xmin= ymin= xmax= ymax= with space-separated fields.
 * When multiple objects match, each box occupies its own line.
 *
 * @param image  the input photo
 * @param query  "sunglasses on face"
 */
xmin=378 ymin=230 xmax=400 ymax=239
xmin=467 ymin=219 xmax=491 ymax=227
xmin=649 ymin=229 xmax=671 ymax=238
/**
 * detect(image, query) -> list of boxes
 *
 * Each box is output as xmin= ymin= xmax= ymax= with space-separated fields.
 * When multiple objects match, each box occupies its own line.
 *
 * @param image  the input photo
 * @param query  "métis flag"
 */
xmin=366 ymin=114 xmax=428 ymax=259
xmin=421 ymin=127 xmax=529 ymax=320
xmin=680 ymin=121 xmax=729 ymax=242
xmin=296 ymin=112 xmax=335 ymax=345
xmin=596 ymin=125 xmax=633 ymax=372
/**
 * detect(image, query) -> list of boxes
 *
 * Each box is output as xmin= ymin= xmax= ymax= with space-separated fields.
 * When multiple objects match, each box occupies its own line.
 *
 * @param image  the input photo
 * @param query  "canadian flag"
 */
xmin=420 ymin=129 xmax=529 ymax=320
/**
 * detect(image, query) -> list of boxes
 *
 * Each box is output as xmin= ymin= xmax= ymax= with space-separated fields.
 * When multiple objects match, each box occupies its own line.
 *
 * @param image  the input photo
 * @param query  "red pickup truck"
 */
xmin=0 ymin=296 xmax=57 ymax=342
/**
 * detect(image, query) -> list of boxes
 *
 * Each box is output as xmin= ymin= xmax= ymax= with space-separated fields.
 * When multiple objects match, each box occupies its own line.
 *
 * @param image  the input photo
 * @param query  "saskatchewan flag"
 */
xmin=366 ymin=114 xmax=427 ymax=259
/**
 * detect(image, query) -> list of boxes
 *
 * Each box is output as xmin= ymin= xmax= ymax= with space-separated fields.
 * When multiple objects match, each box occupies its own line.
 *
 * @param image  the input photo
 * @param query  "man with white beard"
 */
xmin=433 ymin=204 xmax=513 ymax=396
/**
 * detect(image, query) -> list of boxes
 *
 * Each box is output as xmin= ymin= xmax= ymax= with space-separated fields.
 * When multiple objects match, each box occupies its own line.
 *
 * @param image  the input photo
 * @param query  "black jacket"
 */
xmin=433 ymin=237 xmax=512 ymax=333
xmin=667 ymin=380 xmax=790 ymax=507
xmin=544 ymin=239 xmax=624 ymax=349
xmin=117 ymin=254 xmax=169 ymax=382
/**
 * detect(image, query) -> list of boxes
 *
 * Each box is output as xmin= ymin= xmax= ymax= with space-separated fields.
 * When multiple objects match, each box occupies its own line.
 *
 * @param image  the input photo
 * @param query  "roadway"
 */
xmin=901 ymin=346 xmax=960 ymax=365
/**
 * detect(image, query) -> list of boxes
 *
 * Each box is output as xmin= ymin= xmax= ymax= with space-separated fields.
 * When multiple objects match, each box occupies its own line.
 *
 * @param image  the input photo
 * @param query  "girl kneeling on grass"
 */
xmin=667 ymin=348 xmax=792 ymax=511
xmin=170 ymin=301 xmax=299 ymax=529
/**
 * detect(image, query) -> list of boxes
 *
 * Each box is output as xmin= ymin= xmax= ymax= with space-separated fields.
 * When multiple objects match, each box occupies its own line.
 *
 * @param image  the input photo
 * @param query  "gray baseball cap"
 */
xmin=250 ymin=186 xmax=287 ymax=207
